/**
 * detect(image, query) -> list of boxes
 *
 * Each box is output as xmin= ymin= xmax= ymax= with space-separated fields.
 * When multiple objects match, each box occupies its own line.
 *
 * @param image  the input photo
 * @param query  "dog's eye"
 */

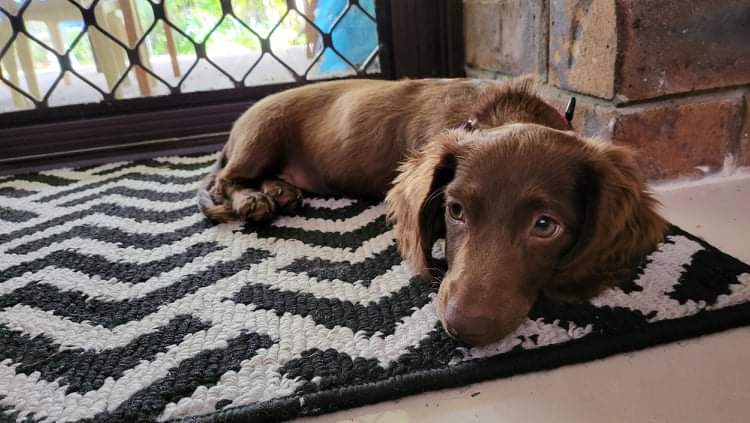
xmin=532 ymin=216 xmax=560 ymax=238
xmin=462 ymin=119 xmax=476 ymax=131
xmin=447 ymin=202 xmax=465 ymax=222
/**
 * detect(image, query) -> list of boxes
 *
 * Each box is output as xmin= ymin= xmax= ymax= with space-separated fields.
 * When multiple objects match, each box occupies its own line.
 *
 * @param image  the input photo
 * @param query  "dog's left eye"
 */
xmin=447 ymin=202 xmax=465 ymax=222
xmin=532 ymin=216 xmax=560 ymax=238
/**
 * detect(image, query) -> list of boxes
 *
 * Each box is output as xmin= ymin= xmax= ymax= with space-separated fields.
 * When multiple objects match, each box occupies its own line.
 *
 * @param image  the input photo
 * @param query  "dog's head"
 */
xmin=386 ymin=124 xmax=666 ymax=346
xmin=461 ymin=77 xmax=572 ymax=132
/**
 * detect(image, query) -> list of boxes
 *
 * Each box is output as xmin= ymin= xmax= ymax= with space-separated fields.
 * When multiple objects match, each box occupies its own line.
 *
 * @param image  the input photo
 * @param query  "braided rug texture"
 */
xmin=1 ymin=153 xmax=749 ymax=422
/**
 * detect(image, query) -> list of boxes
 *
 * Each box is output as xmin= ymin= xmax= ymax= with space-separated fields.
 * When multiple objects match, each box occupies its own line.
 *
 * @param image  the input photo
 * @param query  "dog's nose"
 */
xmin=443 ymin=302 xmax=495 ymax=345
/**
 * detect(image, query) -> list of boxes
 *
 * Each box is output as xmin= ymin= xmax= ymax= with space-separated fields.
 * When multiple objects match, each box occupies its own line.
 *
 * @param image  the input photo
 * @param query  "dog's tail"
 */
xmin=197 ymin=153 xmax=237 ymax=223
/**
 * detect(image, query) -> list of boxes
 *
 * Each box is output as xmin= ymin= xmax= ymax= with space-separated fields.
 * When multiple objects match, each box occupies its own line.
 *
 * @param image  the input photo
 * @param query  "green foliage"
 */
xmin=64 ymin=26 xmax=94 ymax=66
xmin=158 ymin=0 xmax=306 ymax=55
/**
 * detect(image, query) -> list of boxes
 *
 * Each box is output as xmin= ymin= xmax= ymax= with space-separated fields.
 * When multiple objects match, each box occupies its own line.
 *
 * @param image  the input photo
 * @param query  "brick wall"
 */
xmin=464 ymin=0 xmax=750 ymax=180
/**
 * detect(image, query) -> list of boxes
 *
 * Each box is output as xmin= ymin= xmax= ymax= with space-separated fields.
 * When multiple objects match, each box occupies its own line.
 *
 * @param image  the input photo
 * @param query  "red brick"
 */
xmin=549 ymin=0 xmax=617 ymax=99
xmin=611 ymin=94 xmax=743 ymax=180
xmin=541 ymin=88 xmax=617 ymax=139
xmin=464 ymin=0 xmax=547 ymax=77
xmin=615 ymin=0 xmax=750 ymax=102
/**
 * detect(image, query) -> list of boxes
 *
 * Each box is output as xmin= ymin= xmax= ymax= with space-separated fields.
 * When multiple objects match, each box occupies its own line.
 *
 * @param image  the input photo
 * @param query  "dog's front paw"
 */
xmin=261 ymin=179 xmax=303 ymax=212
xmin=232 ymin=189 xmax=276 ymax=222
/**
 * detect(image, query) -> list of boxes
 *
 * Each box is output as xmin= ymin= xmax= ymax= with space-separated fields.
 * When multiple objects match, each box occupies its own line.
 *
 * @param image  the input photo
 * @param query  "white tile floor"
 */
xmin=295 ymin=174 xmax=750 ymax=423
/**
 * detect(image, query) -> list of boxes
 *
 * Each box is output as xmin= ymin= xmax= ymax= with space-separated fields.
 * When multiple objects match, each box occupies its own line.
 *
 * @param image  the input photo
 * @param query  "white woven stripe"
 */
xmin=590 ymin=235 xmax=705 ymax=320
xmin=0 ymin=224 xmax=396 ymax=278
xmin=217 ymin=229 xmax=397 ymax=263
xmin=271 ymin=204 xmax=385 ymax=232
xmin=154 ymin=153 xmax=219 ymax=165
xmin=0 ymin=199 xmax=198 ymax=241
xmin=0 ymin=251 xmax=412 ymax=304
xmin=709 ymin=273 xmax=750 ymax=309
xmin=40 ymin=161 xmax=129 ymax=180
xmin=0 ymin=191 xmax=195 ymax=217
xmin=43 ymin=179 xmax=199 ymax=206
xmin=8 ymin=165 xmax=208 ymax=202
xmin=0 ymin=245 xmax=229 ymax=299
xmin=464 ymin=318 xmax=594 ymax=360
xmin=0 ymin=231 xmax=220 ymax=270
xmin=0 ymin=213 xmax=203 ymax=256
xmin=302 ymin=198 xmax=356 ymax=209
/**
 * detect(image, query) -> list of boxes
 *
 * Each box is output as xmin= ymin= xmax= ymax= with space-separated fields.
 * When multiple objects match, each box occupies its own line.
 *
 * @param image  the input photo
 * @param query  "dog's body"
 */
xmin=202 ymin=78 xmax=535 ymax=201
xmin=198 ymin=78 xmax=667 ymax=346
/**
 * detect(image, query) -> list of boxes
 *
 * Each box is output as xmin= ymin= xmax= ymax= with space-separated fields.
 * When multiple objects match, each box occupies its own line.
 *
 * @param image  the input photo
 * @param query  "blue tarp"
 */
xmin=314 ymin=0 xmax=377 ymax=73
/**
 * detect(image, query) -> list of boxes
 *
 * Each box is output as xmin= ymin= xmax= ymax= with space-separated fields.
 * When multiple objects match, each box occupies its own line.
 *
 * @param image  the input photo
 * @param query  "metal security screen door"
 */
xmin=0 ymin=0 xmax=462 ymax=173
xmin=0 ymin=0 xmax=384 ymax=114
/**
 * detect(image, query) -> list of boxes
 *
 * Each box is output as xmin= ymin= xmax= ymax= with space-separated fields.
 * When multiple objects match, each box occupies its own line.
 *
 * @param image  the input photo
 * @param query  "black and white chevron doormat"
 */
xmin=1 ymin=153 xmax=749 ymax=423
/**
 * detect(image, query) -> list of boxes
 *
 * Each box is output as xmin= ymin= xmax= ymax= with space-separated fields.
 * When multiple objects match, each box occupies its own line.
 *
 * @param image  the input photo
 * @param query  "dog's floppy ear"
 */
xmin=547 ymin=142 xmax=668 ymax=300
xmin=386 ymin=132 xmax=460 ymax=276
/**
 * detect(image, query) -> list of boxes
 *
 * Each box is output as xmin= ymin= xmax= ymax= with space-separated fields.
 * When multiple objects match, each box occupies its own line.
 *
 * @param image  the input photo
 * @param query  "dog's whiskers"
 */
xmin=424 ymin=188 xmax=446 ymax=208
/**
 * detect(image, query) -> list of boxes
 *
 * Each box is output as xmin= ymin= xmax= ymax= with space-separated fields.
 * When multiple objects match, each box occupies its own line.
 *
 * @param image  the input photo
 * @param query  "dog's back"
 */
xmin=197 ymin=78 xmax=493 ymax=221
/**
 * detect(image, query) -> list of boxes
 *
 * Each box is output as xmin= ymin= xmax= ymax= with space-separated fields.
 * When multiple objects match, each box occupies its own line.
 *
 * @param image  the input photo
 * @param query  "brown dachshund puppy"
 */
xmin=198 ymin=78 xmax=667 ymax=346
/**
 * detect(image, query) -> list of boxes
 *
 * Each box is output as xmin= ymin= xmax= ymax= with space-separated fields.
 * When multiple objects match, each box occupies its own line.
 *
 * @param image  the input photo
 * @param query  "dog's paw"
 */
xmin=261 ymin=179 xmax=303 ymax=212
xmin=232 ymin=189 xmax=276 ymax=222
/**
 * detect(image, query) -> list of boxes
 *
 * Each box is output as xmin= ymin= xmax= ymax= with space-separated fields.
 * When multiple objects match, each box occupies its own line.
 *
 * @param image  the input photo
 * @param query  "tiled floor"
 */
xmin=296 ymin=174 xmax=750 ymax=423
